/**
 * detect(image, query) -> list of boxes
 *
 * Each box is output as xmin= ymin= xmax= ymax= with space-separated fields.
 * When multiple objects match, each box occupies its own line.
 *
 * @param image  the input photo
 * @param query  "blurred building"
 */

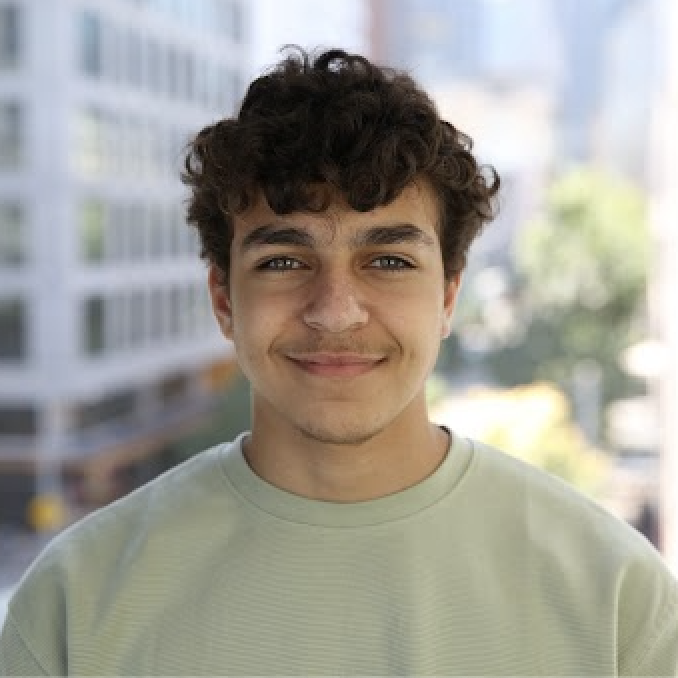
xmin=247 ymin=0 xmax=369 ymax=78
xmin=0 ymin=0 xmax=247 ymax=528
xmin=370 ymin=0 xmax=561 ymax=274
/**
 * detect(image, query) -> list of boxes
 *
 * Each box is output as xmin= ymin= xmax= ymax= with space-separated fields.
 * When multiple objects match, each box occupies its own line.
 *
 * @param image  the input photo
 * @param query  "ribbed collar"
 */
xmin=218 ymin=430 xmax=473 ymax=527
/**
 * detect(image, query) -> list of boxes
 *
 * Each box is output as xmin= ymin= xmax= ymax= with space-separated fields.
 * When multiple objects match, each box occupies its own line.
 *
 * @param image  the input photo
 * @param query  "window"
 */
xmin=127 ymin=204 xmax=145 ymax=259
xmin=169 ymin=285 xmax=181 ymax=337
xmin=168 ymin=207 xmax=181 ymax=257
xmin=0 ymin=406 xmax=37 ymax=435
xmin=108 ymin=203 xmax=125 ymax=261
xmin=146 ymin=38 xmax=162 ymax=94
xmin=147 ymin=205 xmax=163 ymax=258
xmin=105 ymin=21 xmax=121 ymax=84
xmin=0 ymin=297 xmax=25 ymax=360
xmin=129 ymin=290 xmax=145 ymax=345
xmin=73 ymin=390 xmax=137 ymax=430
xmin=0 ymin=5 xmax=19 ymax=70
xmin=0 ymin=101 xmax=20 ymax=168
xmin=167 ymin=46 xmax=178 ymax=99
xmin=109 ymin=293 xmax=125 ymax=350
xmin=125 ymin=28 xmax=142 ymax=88
xmin=183 ymin=52 xmax=194 ymax=101
xmin=83 ymin=296 xmax=105 ymax=355
xmin=149 ymin=287 xmax=164 ymax=339
xmin=80 ymin=199 xmax=105 ymax=263
xmin=76 ymin=108 xmax=105 ymax=175
xmin=80 ymin=11 xmax=102 ymax=77
xmin=0 ymin=202 xmax=24 ymax=265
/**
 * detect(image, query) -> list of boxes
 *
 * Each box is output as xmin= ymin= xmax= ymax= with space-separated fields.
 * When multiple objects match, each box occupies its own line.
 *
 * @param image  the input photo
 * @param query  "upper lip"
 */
xmin=286 ymin=352 xmax=384 ymax=365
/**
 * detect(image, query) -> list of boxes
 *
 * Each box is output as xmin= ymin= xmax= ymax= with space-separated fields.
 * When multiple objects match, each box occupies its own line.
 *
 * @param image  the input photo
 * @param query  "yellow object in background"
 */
xmin=27 ymin=495 xmax=67 ymax=533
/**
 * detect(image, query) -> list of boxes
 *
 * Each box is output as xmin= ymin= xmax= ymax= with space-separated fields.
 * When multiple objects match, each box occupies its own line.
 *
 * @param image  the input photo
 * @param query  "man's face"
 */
xmin=208 ymin=181 xmax=461 ymax=446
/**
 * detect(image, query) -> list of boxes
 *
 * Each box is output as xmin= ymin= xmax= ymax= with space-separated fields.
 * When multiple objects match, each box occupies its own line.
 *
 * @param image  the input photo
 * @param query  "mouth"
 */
xmin=285 ymin=353 xmax=386 ymax=377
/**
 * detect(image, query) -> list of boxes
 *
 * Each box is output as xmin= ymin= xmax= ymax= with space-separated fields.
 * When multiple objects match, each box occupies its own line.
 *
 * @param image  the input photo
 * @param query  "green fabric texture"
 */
xmin=1 ymin=433 xmax=677 ymax=676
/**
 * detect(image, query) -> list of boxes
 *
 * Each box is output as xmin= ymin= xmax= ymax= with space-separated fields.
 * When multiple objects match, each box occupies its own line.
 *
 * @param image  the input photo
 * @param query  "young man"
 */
xmin=1 ymin=47 xmax=677 ymax=676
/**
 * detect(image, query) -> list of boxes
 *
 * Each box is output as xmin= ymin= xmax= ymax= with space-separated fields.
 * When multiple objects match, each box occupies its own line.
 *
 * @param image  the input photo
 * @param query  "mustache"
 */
xmin=278 ymin=338 xmax=395 ymax=356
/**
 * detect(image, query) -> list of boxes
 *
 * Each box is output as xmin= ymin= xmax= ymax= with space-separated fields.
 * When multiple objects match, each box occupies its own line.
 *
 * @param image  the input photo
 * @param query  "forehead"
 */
xmin=233 ymin=181 xmax=441 ymax=244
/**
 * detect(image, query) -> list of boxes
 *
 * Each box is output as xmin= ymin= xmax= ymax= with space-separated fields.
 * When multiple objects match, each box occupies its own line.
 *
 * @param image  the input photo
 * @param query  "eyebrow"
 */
xmin=350 ymin=224 xmax=436 ymax=248
xmin=240 ymin=222 xmax=436 ymax=251
xmin=241 ymin=225 xmax=314 ymax=250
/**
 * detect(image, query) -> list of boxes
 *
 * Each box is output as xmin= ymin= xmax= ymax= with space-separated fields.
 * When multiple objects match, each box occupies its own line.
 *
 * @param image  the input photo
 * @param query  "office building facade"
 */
xmin=0 ymin=0 xmax=247 ymax=526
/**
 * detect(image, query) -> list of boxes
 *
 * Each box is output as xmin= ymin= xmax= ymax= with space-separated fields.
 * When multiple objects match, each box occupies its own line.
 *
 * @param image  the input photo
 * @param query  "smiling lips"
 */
xmin=286 ymin=352 xmax=386 ymax=377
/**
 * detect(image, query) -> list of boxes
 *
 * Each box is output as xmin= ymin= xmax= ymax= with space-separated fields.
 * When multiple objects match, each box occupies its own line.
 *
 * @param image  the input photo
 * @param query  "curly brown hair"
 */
xmin=182 ymin=46 xmax=500 ymax=280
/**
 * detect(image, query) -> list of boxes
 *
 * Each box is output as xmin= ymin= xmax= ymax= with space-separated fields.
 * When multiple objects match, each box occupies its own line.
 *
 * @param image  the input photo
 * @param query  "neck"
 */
xmin=242 ymin=417 xmax=450 ymax=502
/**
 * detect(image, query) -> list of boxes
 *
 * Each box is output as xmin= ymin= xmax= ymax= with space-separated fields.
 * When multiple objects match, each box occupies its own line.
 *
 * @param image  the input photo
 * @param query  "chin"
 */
xmin=296 ymin=419 xmax=386 ymax=447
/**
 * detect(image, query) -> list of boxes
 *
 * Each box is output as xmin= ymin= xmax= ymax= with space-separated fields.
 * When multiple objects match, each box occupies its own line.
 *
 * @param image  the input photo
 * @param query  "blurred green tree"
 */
xmin=484 ymin=168 xmax=651 ymax=440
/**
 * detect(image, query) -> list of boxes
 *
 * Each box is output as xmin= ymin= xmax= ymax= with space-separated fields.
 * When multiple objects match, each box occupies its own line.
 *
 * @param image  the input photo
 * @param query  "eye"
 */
xmin=257 ymin=257 xmax=306 ymax=271
xmin=369 ymin=256 xmax=414 ymax=271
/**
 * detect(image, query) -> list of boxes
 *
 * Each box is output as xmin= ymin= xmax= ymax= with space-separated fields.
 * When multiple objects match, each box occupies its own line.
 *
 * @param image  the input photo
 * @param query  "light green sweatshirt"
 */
xmin=1 ymin=433 xmax=677 ymax=676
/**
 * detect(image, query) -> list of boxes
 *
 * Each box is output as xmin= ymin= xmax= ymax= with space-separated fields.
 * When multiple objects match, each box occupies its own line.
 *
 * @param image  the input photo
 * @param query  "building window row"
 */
xmin=0 ymin=101 xmax=21 ymax=169
xmin=75 ymin=107 xmax=197 ymax=179
xmin=79 ymin=10 xmax=242 ymax=110
xmin=0 ymin=201 xmax=25 ymax=266
xmin=0 ymin=4 xmax=19 ymax=71
xmin=80 ymin=198 xmax=199 ymax=264
xmin=0 ymin=405 xmax=36 ymax=435
xmin=0 ymin=296 xmax=25 ymax=361
xmin=83 ymin=283 xmax=213 ymax=357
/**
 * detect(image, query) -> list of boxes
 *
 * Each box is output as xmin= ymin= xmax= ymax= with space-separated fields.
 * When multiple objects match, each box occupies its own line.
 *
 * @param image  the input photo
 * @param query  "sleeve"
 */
xmin=0 ymin=613 xmax=50 ymax=677
xmin=0 ymin=548 xmax=69 ymax=677
xmin=618 ymin=552 xmax=678 ymax=677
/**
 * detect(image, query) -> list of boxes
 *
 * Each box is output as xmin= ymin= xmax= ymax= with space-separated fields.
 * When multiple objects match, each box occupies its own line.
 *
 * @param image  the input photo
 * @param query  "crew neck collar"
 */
xmin=218 ymin=430 xmax=473 ymax=527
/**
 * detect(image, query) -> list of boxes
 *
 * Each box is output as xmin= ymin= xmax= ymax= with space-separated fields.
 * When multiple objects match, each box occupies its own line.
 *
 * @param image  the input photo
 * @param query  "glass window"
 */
xmin=128 ymin=204 xmax=145 ymax=259
xmin=148 ymin=204 xmax=165 ymax=257
xmin=167 ymin=45 xmax=178 ymax=99
xmin=129 ymin=290 xmax=145 ymax=345
xmin=0 ymin=406 xmax=37 ymax=435
xmin=149 ymin=287 xmax=164 ymax=339
xmin=0 ymin=5 xmax=20 ymax=70
xmin=105 ymin=21 xmax=121 ymax=84
xmin=0 ymin=202 xmax=24 ymax=265
xmin=183 ymin=52 xmax=194 ymax=102
xmin=80 ymin=11 xmax=102 ymax=77
xmin=109 ymin=292 xmax=125 ymax=350
xmin=75 ymin=108 xmax=105 ymax=175
xmin=146 ymin=38 xmax=162 ymax=94
xmin=0 ymin=297 xmax=25 ymax=360
xmin=73 ymin=390 xmax=137 ymax=429
xmin=125 ymin=28 xmax=142 ymax=88
xmin=169 ymin=285 xmax=181 ymax=337
xmin=168 ymin=207 xmax=181 ymax=257
xmin=84 ymin=296 xmax=105 ymax=355
xmin=0 ymin=101 xmax=21 ymax=169
xmin=195 ymin=56 xmax=207 ymax=106
xmin=180 ymin=285 xmax=193 ymax=336
xmin=108 ymin=203 xmax=125 ymax=261
xmin=80 ymin=199 xmax=105 ymax=263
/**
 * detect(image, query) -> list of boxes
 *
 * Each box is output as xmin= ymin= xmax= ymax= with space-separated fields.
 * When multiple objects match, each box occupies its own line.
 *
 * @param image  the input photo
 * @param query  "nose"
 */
xmin=302 ymin=272 xmax=369 ymax=333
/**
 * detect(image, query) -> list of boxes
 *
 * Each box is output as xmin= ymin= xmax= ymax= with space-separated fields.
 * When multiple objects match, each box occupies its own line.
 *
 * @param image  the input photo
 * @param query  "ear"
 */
xmin=441 ymin=271 xmax=462 ymax=339
xmin=207 ymin=264 xmax=233 ymax=340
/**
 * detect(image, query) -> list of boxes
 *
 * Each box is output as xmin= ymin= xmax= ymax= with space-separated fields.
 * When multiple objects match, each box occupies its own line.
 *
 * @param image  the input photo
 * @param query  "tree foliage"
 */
xmin=486 ymin=168 xmax=651 ymax=425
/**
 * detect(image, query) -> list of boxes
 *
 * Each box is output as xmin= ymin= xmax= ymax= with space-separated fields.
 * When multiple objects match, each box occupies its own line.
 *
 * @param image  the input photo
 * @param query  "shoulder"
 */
xmin=4 ymin=440 xmax=241 ymax=638
xmin=466 ymin=437 xmax=648 ymax=550
xmin=465 ymin=438 xmax=678 ymax=673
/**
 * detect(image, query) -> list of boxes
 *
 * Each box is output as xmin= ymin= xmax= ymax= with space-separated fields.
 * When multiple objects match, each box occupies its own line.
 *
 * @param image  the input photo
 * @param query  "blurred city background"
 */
xmin=1 ymin=0 xmax=677 ymax=621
